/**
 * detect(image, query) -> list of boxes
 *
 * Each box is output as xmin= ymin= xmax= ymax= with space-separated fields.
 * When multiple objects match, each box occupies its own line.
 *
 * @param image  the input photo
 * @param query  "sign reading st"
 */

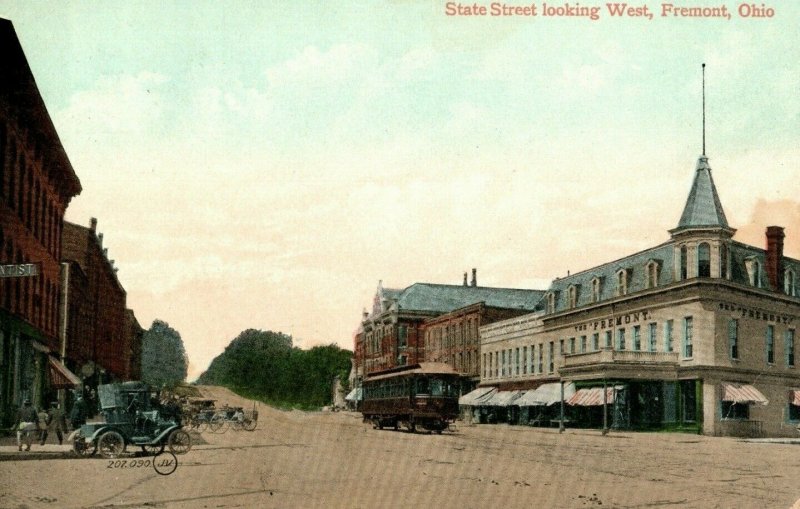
xmin=0 ymin=263 xmax=40 ymax=278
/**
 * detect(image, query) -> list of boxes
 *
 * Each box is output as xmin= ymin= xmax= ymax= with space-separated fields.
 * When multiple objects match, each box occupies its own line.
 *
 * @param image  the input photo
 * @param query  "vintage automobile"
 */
xmin=72 ymin=381 xmax=192 ymax=458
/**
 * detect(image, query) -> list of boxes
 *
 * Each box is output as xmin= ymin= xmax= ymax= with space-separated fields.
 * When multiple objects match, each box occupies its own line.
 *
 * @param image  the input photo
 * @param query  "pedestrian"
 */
xmin=13 ymin=399 xmax=37 ymax=452
xmin=70 ymin=394 xmax=87 ymax=431
xmin=36 ymin=406 xmax=49 ymax=444
xmin=41 ymin=401 xmax=67 ymax=445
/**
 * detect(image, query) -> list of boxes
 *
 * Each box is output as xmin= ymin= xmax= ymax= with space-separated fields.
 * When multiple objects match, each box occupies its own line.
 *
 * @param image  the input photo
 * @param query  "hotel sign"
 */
xmin=573 ymin=310 xmax=651 ymax=333
xmin=0 ymin=263 xmax=40 ymax=278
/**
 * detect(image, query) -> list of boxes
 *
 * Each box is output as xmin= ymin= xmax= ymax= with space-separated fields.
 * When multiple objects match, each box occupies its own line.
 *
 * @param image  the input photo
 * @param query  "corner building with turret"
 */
xmin=479 ymin=154 xmax=800 ymax=437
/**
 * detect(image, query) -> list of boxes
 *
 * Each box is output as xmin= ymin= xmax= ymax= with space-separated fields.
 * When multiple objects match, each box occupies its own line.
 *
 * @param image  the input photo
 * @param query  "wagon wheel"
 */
xmin=243 ymin=418 xmax=257 ymax=431
xmin=141 ymin=442 xmax=165 ymax=455
xmin=98 ymin=431 xmax=125 ymax=459
xmin=168 ymin=429 xmax=192 ymax=455
xmin=194 ymin=420 xmax=208 ymax=433
xmin=209 ymin=414 xmax=226 ymax=433
xmin=231 ymin=419 xmax=244 ymax=431
xmin=72 ymin=435 xmax=96 ymax=457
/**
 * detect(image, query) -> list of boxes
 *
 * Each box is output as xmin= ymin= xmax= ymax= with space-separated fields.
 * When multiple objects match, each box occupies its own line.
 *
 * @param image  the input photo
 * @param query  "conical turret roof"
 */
xmin=674 ymin=155 xmax=729 ymax=231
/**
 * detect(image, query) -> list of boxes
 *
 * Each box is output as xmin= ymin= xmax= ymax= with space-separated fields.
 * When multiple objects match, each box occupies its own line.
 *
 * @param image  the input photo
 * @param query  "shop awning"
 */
xmin=516 ymin=382 xmax=576 ymax=406
xmin=567 ymin=386 xmax=621 ymax=406
xmin=459 ymin=387 xmax=496 ymax=406
xmin=484 ymin=390 xmax=524 ymax=407
xmin=345 ymin=387 xmax=363 ymax=402
xmin=790 ymin=390 xmax=800 ymax=406
xmin=721 ymin=382 xmax=768 ymax=405
xmin=48 ymin=357 xmax=81 ymax=389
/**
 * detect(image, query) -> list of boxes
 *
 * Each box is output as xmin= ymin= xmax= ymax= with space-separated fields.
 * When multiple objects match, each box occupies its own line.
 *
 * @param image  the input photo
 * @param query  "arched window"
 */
xmin=786 ymin=268 xmax=797 ymax=296
xmin=546 ymin=292 xmax=556 ymax=314
xmin=698 ymin=243 xmax=711 ymax=277
xmin=591 ymin=277 xmax=601 ymax=302
xmin=568 ymin=285 xmax=579 ymax=309
xmin=680 ymin=245 xmax=688 ymax=280
xmin=645 ymin=260 xmax=660 ymax=289
xmin=745 ymin=257 xmax=761 ymax=287
xmin=616 ymin=269 xmax=628 ymax=296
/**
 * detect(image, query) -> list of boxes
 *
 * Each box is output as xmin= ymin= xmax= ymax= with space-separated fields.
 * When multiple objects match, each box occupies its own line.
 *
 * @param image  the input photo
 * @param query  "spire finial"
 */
xmin=702 ymin=63 xmax=706 ymax=156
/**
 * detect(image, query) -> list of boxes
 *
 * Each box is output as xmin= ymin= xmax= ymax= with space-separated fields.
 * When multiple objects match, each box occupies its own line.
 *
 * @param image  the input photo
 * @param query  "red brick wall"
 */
xmin=62 ymin=221 xmax=129 ymax=380
xmin=0 ymin=116 xmax=70 ymax=349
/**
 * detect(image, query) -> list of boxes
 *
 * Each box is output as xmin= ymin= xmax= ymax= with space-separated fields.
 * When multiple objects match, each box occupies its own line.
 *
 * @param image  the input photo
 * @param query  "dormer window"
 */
xmin=786 ymin=268 xmax=797 ymax=296
xmin=545 ymin=292 xmax=556 ymax=314
xmin=645 ymin=260 xmax=661 ymax=289
xmin=616 ymin=269 xmax=629 ymax=296
xmin=591 ymin=276 xmax=602 ymax=303
xmin=745 ymin=257 xmax=762 ymax=288
xmin=568 ymin=285 xmax=579 ymax=309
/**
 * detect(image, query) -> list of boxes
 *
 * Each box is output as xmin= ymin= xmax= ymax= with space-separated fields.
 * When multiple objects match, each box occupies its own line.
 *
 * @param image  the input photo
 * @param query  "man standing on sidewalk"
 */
xmin=41 ymin=401 xmax=67 ymax=445
xmin=13 ymin=399 xmax=37 ymax=452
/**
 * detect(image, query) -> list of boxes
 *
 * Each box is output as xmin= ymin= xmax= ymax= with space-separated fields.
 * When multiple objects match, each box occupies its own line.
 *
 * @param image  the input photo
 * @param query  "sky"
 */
xmin=0 ymin=1 xmax=798 ymax=380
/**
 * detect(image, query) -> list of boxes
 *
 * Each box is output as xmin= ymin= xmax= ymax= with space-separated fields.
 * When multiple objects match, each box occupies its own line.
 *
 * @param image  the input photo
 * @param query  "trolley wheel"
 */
xmin=141 ymin=442 xmax=165 ymax=455
xmin=98 ymin=431 xmax=125 ymax=459
xmin=243 ymin=418 xmax=257 ymax=431
xmin=72 ymin=435 xmax=97 ymax=457
xmin=168 ymin=429 xmax=192 ymax=455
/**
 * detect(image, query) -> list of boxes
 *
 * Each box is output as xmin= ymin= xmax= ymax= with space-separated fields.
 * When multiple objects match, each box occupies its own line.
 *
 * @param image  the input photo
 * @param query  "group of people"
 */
xmin=12 ymin=395 xmax=87 ymax=452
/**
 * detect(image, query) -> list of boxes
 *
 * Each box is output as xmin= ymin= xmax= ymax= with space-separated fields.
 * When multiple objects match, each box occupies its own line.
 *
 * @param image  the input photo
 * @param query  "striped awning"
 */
xmin=567 ymin=386 xmax=620 ymax=406
xmin=48 ymin=357 xmax=81 ymax=389
xmin=790 ymin=390 xmax=800 ymax=406
xmin=516 ymin=382 xmax=576 ymax=406
xmin=720 ymin=382 xmax=768 ymax=405
xmin=459 ymin=387 xmax=496 ymax=406
xmin=484 ymin=390 xmax=524 ymax=407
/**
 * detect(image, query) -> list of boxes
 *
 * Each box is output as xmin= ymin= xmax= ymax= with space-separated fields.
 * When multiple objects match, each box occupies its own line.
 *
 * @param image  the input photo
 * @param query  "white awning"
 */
xmin=516 ymin=383 xmax=576 ymax=406
xmin=720 ymin=382 xmax=768 ymax=405
xmin=484 ymin=390 xmax=524 ymax=407
xmin=345 ymin=387 xmax=363 ymax=401
xmin=459 ymin=387 xmax=496 ymax=406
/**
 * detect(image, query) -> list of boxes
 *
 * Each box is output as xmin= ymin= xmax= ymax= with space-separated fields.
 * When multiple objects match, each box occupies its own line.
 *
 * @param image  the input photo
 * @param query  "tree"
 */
xmin=141 ymin=319 xmax=188 ymax=387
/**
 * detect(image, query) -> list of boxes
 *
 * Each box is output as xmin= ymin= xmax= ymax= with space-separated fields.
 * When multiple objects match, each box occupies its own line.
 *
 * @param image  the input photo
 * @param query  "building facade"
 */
xmin=61 ymin=219 xmax=139 ymax=384
xmin=354 ymin=273 xmax=544 ymax=384
xmin=479 ymin=155 xmax=800 ymax=437
xmin=0 ymin=18 xmax=83 ymax=424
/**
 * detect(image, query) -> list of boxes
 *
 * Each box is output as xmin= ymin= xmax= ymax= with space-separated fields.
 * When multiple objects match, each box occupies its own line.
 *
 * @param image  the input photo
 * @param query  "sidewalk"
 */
xmin=0 ymin=443 xmax=74 ymax=461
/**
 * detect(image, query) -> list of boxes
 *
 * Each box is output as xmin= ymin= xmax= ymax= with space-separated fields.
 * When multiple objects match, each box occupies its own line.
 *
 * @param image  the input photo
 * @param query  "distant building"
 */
xmin=480 ymin=155 xmax=800 ymax=437
xmin=0 ymin=18 xmax=82 ymax=423
xmin=61 ymin=219 xmax=141 ymax=385
xmin=354 ymin=273 xmax=544 ymax=385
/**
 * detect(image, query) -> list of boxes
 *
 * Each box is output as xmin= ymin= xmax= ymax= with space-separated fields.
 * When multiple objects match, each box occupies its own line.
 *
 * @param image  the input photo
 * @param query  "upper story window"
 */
xmin=697 ymin=243 xmax=711 ymax=277
xmin=615 ymin=269 xmax=629 ymax=296
xmin=720 ymin=243 xmax=729 ymax=279
xmin=679 ymin=245 xmax=688 ymax=280
xmin=745 ymin=257 xmax=762 ymax=288
xmin=591 ymin=276 xmax=602 ymax=302
xmin=645 ymin=260 xmax=660 ymax=289
xmin=568 ymin=285 xmax=579 ymax=309
xmin=786 ymin=268 xmax=797 ymax=296
xmin=545 ymin=292 xmax=556 ymax=314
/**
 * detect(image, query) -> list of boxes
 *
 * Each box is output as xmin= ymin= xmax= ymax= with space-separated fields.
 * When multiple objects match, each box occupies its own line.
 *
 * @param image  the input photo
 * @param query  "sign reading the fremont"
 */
xmin=0 ymin=263 xmax=40 ymax=278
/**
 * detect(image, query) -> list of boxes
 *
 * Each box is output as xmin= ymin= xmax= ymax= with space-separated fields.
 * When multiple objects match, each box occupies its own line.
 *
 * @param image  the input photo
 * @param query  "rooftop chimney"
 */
xmin=90 ymin=217 xmax=97 ymax=232
xmin=97 ymin=233 xmax=103 ymax=248
xmin=362 ymin=308 xmax=369 ymax=320
xmin=103 ymin=248 xmax=108 ymax=257
xmin=766 ymin=226 xmax=785 ymax=292
xmin=471 ymin=268 xmax=477 ymax=287
xmin=463 ymin=272 xmax=468 ymax=287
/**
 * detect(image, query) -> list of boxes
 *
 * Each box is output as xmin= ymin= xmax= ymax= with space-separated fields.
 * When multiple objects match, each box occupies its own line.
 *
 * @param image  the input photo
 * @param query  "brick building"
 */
xmin=479 ymin=154 xmax=800 ymax=437
xmin=354 ymin=274 xmax=544 ymax=386
xmin=61 ymin=219 xmax=140 ymax=384
xmin=0 ymin=18 xmax=83 ymax=423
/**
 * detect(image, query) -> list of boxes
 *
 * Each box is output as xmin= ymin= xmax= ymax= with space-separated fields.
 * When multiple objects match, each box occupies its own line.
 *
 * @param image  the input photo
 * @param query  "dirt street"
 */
xmin=1 ymin=385 xmax=800 ymax=509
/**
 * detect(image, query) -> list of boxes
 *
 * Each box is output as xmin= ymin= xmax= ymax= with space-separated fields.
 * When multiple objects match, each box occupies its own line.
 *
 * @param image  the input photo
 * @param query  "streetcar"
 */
xmin=360 ymin=362 xmax=461 ymax=433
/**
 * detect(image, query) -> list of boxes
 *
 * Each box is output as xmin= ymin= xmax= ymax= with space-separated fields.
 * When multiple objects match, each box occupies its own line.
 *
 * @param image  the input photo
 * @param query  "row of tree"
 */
xmin=197 ymin=329 xmax=352 ymax=409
